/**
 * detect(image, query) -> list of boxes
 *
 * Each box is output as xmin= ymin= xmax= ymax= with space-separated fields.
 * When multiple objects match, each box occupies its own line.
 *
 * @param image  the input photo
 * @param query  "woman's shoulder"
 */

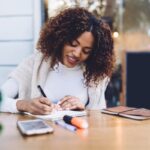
xmin=32 ymin=50 xmax=43 ymax=59
xmin=34 ymin=51 xmax=52 ymax=63
xmin=88 ymin=76 xmax=110 ymax=90
xmin=23 ymin=51 xmax=44 ymax=64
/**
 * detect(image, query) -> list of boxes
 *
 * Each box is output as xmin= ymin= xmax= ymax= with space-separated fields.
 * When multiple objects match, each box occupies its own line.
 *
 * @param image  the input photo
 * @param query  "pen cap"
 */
xmin=63 ymin=115 xmax=88 ymax=129
xmin=63 ymin=115 xmax=72 ymax=124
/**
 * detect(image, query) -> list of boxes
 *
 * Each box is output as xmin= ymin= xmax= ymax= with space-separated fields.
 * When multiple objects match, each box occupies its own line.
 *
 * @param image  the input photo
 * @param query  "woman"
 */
xmin=0 ymin=7 xmax=115 ymax=114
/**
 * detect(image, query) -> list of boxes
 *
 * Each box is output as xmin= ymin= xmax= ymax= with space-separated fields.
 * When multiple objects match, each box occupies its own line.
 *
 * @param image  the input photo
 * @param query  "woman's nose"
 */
xmin=73 ymin=47 xmax=82 ymax=57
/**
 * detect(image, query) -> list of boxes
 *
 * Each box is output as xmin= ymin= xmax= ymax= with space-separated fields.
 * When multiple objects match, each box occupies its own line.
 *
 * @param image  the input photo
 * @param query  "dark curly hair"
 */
xmin=37 ymin=7 xmax=115 ymax=86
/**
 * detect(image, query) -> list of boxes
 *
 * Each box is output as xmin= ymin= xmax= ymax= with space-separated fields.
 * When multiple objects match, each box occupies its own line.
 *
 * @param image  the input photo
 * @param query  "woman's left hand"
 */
xmin=59 ymin=95 xmax=85 ymax=110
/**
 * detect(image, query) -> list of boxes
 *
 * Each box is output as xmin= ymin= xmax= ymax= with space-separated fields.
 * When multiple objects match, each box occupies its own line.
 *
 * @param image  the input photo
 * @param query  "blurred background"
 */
xmin=0 ymin=0 xmax=150 ymax=108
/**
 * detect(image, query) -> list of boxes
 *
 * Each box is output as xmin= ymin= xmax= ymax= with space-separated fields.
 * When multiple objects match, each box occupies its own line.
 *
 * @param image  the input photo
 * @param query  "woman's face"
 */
xmin=62 ymin=31 xmax=94 ymax=68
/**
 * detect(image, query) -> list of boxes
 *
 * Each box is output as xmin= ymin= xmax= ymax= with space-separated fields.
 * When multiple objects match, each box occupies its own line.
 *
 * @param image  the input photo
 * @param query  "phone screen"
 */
xmin=20 ymin=120 xmax=49 ymax=130
xmin=17 ymin=119 xmax=54 ymax=135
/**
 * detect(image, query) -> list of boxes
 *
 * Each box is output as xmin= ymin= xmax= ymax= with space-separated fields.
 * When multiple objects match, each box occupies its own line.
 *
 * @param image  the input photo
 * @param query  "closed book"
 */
xmin=101 ymin=106 xmax=150 ymax=120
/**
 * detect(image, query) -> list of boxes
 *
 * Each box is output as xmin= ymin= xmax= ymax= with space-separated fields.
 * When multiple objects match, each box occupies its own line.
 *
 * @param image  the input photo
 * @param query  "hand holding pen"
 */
xmin=37 ymin=85 xmax=62 ymax=112
xmin=25 ymin=97 xmax=53 ymax=115
xmin=16 ymin=85 xmax=53 ymax=115
xmin=21 ymin=85 xmax=53 ymax=115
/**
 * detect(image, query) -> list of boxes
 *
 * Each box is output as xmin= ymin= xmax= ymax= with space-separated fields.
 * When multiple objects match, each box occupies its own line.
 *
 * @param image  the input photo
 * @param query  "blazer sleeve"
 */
xmin=8 ymin=53 xmax=36 ymax=99
xmin=86 ymin=77 xmax=110 ymax=110
xmin=0 ymin=78 xmax=19 ymax=113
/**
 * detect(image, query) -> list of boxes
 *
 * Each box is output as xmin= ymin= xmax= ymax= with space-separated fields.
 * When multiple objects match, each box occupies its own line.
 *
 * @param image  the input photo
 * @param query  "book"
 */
xmin=101 ymin=106 xmax=150 ymax=120
xmin=25 ymin=110 xmax=87 ymax=121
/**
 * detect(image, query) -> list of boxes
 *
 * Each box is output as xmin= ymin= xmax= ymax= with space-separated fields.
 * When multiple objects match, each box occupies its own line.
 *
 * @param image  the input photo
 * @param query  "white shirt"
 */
xmin=0 ymin=62 xmax=88 ymax=112
xmin=44 ymin=62 xmax=88 ymax=104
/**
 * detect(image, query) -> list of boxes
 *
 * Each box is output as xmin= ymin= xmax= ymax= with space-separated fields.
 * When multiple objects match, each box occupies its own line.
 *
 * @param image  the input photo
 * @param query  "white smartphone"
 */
xmin=17 ymin=119 xmax=54 ymax=135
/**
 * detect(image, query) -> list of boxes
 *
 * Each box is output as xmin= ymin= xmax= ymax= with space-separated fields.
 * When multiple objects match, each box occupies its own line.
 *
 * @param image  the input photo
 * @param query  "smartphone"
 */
xmin=17 ymin=119 xmax=54 ymax=135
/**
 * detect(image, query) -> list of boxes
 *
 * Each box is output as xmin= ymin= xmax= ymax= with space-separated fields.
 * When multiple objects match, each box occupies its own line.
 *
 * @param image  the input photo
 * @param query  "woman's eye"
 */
xmin=83 ymin=49 xmax=92 ymax=54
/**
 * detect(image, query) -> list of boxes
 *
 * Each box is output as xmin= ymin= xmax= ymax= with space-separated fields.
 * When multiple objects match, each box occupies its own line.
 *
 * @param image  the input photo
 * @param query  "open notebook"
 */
xmin=25 ymin=110 xmax=87 ymax=121
xmin=101 ymin=106 xmax=150 ymax=120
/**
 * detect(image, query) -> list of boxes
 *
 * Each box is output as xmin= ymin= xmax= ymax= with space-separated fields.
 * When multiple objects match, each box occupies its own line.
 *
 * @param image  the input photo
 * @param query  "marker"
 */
xmin=37 ymin=85 xmax=47 ymax=97
xmin=55 ymin=120 xmax=77 ymax=132
xmin=63 ymin=115 xmax=88 ymax=129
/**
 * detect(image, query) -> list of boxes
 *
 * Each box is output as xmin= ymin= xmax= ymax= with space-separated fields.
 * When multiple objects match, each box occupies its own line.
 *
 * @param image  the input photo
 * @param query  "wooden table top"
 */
xmin=0 ymin=110 xmax=150 ymax=150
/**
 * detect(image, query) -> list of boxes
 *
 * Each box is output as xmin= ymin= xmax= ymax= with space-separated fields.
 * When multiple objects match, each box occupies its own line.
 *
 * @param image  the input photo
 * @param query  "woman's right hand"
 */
xmin=16 ymin=97 xmax=54 ymax=115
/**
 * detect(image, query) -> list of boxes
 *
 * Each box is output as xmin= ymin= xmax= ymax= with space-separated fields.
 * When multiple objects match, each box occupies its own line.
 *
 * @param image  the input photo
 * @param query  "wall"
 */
xmin=0 ymin=0 xmax=44 ymax=86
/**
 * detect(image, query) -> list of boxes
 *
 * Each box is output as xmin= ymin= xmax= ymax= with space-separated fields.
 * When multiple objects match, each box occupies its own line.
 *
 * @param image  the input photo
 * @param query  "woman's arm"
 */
xmin=0 ymin=78 xmax=19 ymax=113
xmin=0 ymin=78 xmax=54 ymax=114
xmin=16 ymin=97 xmax=54 ymax=115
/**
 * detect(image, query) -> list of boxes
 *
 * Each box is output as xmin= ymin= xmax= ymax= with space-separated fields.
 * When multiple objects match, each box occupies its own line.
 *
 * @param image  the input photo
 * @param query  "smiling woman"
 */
xmin=0 ymin=7 xmax=115 ymax=114
xmin=62 ymin=31 xmax=94 ymax=68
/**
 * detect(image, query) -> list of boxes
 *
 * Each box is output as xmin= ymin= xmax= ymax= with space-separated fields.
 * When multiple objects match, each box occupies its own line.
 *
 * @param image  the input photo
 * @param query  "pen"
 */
xmin=37 ymin=85 xmax=47 ymax=97
xmin=37 ymin=85 xmax=62 ymax=110
xmin=55 ymin=120 xmax=77 ymax=132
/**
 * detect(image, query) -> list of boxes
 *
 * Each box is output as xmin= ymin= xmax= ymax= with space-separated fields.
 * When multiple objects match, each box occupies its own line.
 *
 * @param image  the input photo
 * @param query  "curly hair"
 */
xmin=37 ymin=7 xmax=115 ymax=86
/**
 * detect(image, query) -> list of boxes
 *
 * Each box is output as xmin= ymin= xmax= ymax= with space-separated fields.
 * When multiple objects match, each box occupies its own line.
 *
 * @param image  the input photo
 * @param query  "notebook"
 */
xmin=101 ymin=106 xmax=150 ymax=120
xmin=25 ymin=110 xmax=87 ymax=121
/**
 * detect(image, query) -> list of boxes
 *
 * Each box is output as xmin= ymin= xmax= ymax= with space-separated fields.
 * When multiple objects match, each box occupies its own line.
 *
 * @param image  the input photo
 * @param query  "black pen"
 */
xmin=37 ymin=85 xmax=47 ymax=97
xmin=37 ymin=85 xmax=61 ymax=108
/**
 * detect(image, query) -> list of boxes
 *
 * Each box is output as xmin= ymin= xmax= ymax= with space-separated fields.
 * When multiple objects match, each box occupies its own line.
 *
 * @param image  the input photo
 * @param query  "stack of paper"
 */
xmin=25 ymin=110 xmax=87 ymax=121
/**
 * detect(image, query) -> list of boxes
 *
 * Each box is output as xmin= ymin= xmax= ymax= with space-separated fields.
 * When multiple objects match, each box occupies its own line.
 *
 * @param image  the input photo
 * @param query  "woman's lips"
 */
xmin=67 ymin=56 xmax=78 ymax=65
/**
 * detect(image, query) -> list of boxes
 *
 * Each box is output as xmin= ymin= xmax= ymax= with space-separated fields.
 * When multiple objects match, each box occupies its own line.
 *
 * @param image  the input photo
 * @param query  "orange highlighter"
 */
xmin=63 ymin=115 xmax=88 ymax=129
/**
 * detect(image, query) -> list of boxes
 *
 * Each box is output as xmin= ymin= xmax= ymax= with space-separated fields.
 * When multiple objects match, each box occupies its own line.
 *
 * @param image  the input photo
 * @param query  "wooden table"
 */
xmin=0 ymin=110 xmax=150 ymax=150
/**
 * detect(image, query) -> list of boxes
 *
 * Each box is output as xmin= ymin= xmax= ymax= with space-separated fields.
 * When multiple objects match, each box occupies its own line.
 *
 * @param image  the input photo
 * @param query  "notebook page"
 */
xmin=25 ymin=110 xmax=87 ymax=121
